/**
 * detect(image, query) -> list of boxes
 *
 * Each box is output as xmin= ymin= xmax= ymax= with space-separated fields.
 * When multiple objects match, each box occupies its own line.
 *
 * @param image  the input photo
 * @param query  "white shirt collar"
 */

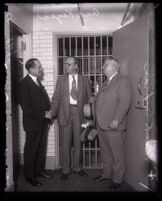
xmin=69 ymin=73 xmax=78 ymax=79
xmin=109 ymin=72 xmax=118 ymax=81
xmin=28 ymin=73 xmax=37 ymax=82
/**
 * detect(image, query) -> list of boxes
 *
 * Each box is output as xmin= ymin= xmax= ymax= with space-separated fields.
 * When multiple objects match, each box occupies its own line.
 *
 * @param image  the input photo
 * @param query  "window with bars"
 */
xmin=57 ymin=35 xmax=112 ymax=169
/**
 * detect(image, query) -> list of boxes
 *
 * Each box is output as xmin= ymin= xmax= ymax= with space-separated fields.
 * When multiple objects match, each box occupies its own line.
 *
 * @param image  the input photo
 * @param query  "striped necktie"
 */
xmin=70 ymin=76 xmax=78 ymax=100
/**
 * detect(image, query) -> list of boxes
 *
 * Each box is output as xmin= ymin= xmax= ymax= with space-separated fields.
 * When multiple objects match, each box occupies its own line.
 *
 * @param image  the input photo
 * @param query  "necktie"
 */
xmin=70 ymin=76 xmax=78 ymax=100
xmin=101 ymin=79 xmax=110 ymax=91
xmin=36 ymin=78 xmax=41 ymax=87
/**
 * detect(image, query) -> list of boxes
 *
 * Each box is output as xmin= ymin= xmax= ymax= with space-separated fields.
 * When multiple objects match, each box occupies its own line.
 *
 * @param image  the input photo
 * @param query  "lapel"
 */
xmin=95 ymin=74 xmax=120 ymax=101
xmin=101 ymin=73 xmax=120 ymax=92
xmin=64 ymin=74 xmax=69 ymax=94
xmin=27 ymin=75 xmax=45 ymax=94
xmin=77 ymin=74 xmax=83 ymax=99
xmin=27 ymin=75 xmax=38 ymax=88
xmin=63 ymin=74 xmax=70 ymax=104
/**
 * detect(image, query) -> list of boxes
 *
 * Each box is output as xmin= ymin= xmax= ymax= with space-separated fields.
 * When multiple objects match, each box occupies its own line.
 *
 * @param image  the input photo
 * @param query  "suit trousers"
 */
xmin=24 ymin=119 xmax=49 ymax=180
xmin=97 ymin=122 xmax=126 ymax=184
xmin=59 ymin=105 xmax=82 ymax=174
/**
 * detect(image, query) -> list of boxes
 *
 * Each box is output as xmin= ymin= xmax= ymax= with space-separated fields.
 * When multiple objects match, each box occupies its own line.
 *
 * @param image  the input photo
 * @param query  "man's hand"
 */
xmin=110 ymin=120 xmax=119 ymax=129
xmin=81 ymin=122 xmax=90 ymax=128
xmin=45 ymin=111 xmax=52 ymax=119
xmin=81 ymin=120 xmax=93 ymax=128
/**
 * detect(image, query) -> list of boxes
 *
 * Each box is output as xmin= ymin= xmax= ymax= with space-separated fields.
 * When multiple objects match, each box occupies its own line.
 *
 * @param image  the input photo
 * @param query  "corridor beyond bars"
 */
xmin=57 ymin=35 xmax=112 ymax=169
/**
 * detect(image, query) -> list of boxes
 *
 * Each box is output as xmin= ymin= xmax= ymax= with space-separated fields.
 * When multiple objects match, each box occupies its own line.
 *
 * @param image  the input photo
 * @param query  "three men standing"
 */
xmin=19 ymin=55 xmax=131 ymax=191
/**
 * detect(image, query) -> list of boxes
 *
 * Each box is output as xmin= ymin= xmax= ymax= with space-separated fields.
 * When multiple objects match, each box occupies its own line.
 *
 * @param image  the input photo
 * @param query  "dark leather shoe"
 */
xmin=38 ymin=172 xmax=53 ymax=178
xmin=109 ymin=182 xmax=121 ymax=191
xmin=61 ymin=173 xmax=69 ymax=180
xmin=94 ymin=176 xmax=106 ymax=182
xmin=75 ymin=170 xmax=88 ymax=177
xmin=26 ymin=178 xmax=42 ymax=187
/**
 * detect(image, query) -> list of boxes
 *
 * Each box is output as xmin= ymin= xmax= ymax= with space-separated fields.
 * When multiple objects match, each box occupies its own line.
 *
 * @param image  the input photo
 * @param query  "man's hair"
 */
xmin=25 ymin=58 xmax=39 ymax=71
xmin=66 ymin=56 xmax=77 ymax=65
xmin=106 ymin=55 xmax=119 ymax=64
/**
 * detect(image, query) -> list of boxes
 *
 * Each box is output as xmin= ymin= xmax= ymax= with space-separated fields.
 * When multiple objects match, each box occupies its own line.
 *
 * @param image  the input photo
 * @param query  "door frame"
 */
xmin=5 ymin=14 xmax=31 ymax=190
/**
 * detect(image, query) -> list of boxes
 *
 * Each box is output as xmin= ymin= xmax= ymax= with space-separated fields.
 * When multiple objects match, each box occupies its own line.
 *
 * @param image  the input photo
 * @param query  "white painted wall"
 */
xmin=33 ymin=3 xmax=134 ymax=33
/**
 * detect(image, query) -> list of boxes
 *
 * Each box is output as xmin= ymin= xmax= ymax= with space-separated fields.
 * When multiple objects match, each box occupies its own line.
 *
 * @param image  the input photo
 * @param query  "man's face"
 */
xmin=102 ymin=60 xmax=117 ymax=78
xmin=30 ymin=60 xmax=42 ymax=77
xmin=65 ymin=58 xmax=77 ymax=75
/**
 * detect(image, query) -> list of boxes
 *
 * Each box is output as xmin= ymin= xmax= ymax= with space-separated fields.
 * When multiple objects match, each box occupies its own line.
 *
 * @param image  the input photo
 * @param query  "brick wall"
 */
xmin=32 ymin=31 xmax=56 ymax=162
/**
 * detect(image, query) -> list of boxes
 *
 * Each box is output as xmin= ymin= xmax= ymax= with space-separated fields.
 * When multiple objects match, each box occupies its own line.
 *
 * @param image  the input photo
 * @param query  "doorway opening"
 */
xmin=10 ymin=21 xmax=26 ymax=182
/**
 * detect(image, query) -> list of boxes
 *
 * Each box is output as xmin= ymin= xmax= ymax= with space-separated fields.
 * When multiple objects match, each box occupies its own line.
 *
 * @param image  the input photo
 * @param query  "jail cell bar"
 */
xmin=57 ymin=35 xmax=112 ymax=169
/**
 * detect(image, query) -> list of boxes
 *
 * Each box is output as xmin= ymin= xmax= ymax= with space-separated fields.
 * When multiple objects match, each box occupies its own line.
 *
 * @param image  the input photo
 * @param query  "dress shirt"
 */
xmin=108 ymin=72 xmax=118 ymax=83
xmin=28 ymin=73 xmax=39 ymax=86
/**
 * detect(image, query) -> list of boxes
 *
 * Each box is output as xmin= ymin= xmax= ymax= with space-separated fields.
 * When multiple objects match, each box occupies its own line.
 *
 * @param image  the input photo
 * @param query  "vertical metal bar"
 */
xmin=63 ymin=37 xmax=65 ymax=56
xmin=69 ymin=37 xmax=71 ymax=56
xmin=100 ymin=36 xmax=103 ymax=85
xmin=75 ymin=37 xmax=77 ymax=57
xmin=63 ymin=37 xmax=65 ymax=74
xmin=88 ymin=36 xmax=90 ymax=78
xmin=94 ymin=36 xmax=96 ymax=90
xmin=95 ymin=138 xmax=97 ymax=168
xmin=101 ymin=36 xmax=103 ymax=85
xmin=83 ymin=143 xmax=85 ymax=168
xmin=82 ymin=36 xmax=83 ymax=74
xmin=107 ymin=35 xmax=109 ymax=55
xmin=88 ymin=141 xmax=91 ymax=168
xmin=100 ymin=35 xmax=102 ymax=57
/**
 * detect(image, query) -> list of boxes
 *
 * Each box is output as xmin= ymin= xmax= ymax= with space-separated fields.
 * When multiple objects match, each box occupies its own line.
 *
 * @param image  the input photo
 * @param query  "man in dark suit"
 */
xmin=94 ymin=56 xmax=132 ymax=191
xmin=50 ymin=56 xmax=92 ymax=180
xmin=19 ymin=58 xmax=53 ymax=186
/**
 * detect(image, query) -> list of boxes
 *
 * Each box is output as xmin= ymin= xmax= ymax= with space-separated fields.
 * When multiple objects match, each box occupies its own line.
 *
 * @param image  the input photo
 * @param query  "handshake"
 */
xmin=45 ymin=110 xmax=53 ymax=120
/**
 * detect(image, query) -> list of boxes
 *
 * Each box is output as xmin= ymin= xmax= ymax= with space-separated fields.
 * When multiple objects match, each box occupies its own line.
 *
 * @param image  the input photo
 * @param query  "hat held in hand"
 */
xmin=80 ymin=125 xmax=97 ymax=143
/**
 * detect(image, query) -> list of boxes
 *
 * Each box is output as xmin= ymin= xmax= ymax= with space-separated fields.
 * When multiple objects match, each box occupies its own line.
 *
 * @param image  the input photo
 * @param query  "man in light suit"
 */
xmin=94 ymin=56 xmax=132 ymax=191
xmin=50 ymin=56 xmax=92 ymax=180
xmin=19 ymin=58 xmax=53 ymax=186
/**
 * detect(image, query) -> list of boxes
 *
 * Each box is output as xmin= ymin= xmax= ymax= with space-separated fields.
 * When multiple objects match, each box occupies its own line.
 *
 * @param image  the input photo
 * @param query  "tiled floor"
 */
xmin=13 ymin=166 xmax=135 ymax=192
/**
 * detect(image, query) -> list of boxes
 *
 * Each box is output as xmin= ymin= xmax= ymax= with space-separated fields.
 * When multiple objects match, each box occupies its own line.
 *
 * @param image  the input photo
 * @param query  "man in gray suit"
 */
xmin=50 ymin=57 xmax=92 ymax=180
xmin=94 ymin=56 xmax=132 ymax=191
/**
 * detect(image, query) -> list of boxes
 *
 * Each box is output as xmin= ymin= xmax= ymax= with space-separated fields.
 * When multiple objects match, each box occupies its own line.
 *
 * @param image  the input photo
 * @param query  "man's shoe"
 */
xmin=75 ymin=170 xmax=88 ymax=177
xmin=26 ymin=178 xmax=42 ymax=187
xmin=38 ymin=172 xmax=53 ymax=178
xmin=61 ymin=173 xmax=69 ymax=180
xmin=109 ymin=182 xmax=121 ymax=191
xmin=94 ymin=176 xmax=106 ymax=182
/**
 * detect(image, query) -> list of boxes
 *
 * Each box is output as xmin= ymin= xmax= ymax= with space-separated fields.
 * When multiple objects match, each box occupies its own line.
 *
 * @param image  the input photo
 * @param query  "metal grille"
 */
xmin=57 ymin=35 xmax=112 ymax=169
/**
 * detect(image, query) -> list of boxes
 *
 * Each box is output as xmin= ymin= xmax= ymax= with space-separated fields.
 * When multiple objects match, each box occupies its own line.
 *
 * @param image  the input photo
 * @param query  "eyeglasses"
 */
xmin=64 ymin=63 xmax=75 ymax=66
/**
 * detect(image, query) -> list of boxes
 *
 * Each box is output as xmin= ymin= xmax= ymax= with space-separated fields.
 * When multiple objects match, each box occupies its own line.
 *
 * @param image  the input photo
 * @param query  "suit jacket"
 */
xmin=19 ymin=75 xmax=51 ymax=131
xmin=51 ymin=74 xmax=92 ymax=126
xmin=95 ymin=73 xmax=132 ymax=131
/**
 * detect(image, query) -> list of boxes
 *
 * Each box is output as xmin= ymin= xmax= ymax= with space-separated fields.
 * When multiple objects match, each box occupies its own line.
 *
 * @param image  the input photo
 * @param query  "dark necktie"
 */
xmin=36 ymin=78 xmax=42 ymax=88
xmin=101 ymin=79 xmax=110 ymax=91
xmin=70 ymin=76 xmax=78 ymax=100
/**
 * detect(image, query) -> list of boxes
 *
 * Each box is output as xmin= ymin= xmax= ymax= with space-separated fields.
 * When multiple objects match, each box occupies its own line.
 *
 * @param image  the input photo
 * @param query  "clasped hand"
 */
xmin=45 ymin=111 xmax=52 ymax=119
